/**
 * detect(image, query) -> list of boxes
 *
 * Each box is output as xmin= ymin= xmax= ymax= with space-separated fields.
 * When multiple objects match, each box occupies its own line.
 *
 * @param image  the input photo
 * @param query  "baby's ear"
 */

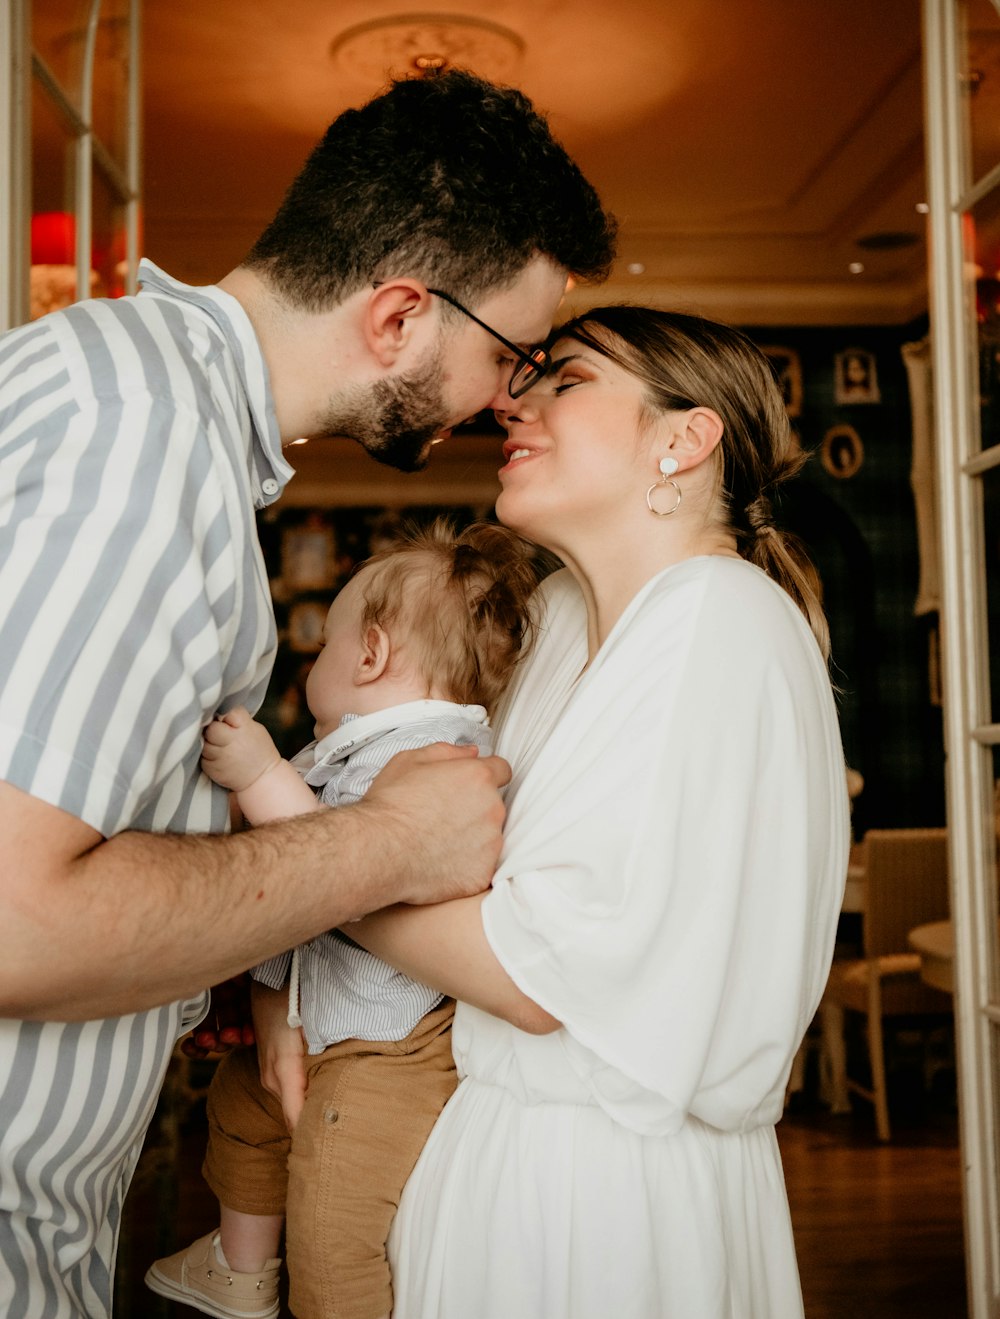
xmin=355 ymin=624 xmax=390 ymax=685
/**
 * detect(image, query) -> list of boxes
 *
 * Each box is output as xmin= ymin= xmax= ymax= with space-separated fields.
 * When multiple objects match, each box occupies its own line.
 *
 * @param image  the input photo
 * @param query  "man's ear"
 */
xmin=363 ymin=281 xmax=435 ymax=368
xmin=355 ymin=624 xmax=391 ymax=685
xmin=664 ymin=406 xmax=725 ymax=474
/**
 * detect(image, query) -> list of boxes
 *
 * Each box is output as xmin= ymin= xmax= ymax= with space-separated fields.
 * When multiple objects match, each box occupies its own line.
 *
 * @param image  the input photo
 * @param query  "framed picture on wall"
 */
xmin=761 ymin=347 xmax=803 ymax=417
xmin=834 ymin=348 xmax=881 ymax=405
xmin=820 ymin=424 xmax=865 ymax=479
xmin=281 ymin=516 xmax=337 ymax=591
xmin=287 ymin=601 xmax=328 ymax=654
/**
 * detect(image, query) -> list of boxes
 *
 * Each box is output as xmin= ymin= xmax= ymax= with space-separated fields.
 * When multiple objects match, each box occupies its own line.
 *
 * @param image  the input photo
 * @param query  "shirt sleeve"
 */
xmin=252 ymin=953 xmax=292 ymax=988
xmin=0 ymin=378 xmax=243 ymax=836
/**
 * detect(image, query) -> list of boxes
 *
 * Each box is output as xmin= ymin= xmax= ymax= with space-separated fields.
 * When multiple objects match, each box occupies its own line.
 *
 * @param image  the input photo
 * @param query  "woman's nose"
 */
xmin=492 ymin=388 xmax=539 ymax=429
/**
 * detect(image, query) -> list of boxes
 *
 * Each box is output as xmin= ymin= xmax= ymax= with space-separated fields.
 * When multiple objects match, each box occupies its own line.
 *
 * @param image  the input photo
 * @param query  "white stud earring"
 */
xmin=646 ymin=456 xmax=682 ymax=516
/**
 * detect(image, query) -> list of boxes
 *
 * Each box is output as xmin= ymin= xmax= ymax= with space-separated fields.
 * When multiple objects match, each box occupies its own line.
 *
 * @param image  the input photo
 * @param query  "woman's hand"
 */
xmin=251 ymin=980 xmax=307 ymax=1132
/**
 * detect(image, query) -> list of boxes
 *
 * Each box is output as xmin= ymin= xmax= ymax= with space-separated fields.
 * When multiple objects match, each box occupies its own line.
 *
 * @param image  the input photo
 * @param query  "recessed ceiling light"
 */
xmin=626 ymin=261 xmax=646 ymax=275
xmin=849 ymin=262 xmax=865 ymax=275
xmin=916 ymin=202 xmax=930 ymax=214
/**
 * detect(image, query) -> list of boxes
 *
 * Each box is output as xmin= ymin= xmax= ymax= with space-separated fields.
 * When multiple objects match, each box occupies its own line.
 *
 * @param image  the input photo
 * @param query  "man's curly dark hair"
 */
xmin=244 ymin=70 xmax=617 ymax=311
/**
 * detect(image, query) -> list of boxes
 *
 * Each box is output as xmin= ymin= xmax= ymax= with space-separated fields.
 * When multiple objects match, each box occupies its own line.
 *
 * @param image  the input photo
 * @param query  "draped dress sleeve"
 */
xmin=482 ymin=556 xmax=849 ymax=1133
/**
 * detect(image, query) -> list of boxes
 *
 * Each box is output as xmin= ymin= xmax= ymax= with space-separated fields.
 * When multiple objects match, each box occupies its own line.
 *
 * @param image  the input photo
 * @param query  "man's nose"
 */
xmin=489 ymin=376 xmax=517 ymax=418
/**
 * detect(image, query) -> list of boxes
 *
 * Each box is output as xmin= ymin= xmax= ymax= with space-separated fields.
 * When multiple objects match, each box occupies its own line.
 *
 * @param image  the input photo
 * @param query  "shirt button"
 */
xmin=261 ymin=478 xmax=279 ymax=496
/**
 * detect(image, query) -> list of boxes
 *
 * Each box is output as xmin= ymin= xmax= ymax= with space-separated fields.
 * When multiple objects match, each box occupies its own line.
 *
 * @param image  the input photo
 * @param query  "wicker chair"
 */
xmin=821 ymin=827 xmax=952 ymax=1141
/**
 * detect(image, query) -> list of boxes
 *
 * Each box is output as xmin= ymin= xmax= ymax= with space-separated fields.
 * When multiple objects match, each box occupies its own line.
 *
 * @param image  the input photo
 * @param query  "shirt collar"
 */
xmin=291 ymin=700 xmax=490 ymax=784
xmin=137 ymin=259 xmax=294 ymax=509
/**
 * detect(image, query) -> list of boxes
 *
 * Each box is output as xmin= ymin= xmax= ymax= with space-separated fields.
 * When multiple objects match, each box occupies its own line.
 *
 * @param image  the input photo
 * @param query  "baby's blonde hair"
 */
xmin=357 ymin=519 xmax=541 ymax=713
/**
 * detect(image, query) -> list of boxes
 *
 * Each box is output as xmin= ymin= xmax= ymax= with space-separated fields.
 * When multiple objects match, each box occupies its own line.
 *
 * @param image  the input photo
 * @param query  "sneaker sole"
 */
xmin=144 ymin=1262 xmax=280 ymax=1319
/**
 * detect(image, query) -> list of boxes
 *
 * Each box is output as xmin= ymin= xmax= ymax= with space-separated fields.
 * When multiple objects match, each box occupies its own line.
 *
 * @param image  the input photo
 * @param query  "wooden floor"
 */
xmin=780 ymin=1105 xmax=966 ymax=1318
xmin=115 ymin=1067 xmax=968 ymax=1318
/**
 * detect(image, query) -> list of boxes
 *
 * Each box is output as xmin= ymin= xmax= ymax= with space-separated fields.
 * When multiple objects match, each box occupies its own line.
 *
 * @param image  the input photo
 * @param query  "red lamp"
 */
xmin=31 ymin=211 xmax=76 ymax=265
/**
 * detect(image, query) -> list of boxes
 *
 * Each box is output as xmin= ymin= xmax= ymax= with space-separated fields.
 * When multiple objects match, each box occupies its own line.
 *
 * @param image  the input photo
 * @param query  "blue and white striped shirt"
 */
xmin=253 ymin=701 xmax=493 ymax=1054
xmin=0 ymin=261 xmax=291 ymax=1318
xmin=0 ymin=259 xmax=290 ymax=833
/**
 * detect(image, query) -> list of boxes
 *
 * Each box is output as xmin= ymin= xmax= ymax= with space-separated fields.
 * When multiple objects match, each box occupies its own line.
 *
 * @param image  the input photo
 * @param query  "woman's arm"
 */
xmin=348 ymin=894 xmax=561 ymax=1035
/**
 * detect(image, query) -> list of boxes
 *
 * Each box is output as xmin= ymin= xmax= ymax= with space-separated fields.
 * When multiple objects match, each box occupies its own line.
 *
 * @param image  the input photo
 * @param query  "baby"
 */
xmin=145 ymin=519 xmax=539 ymax=1319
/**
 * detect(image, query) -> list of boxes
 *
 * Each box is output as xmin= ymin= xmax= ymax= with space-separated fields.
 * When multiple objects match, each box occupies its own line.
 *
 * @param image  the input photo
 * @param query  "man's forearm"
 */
xmin=2 ymin=743 xmax=509 ymax=1020
xmin=5 ymin=800 xmax=408 ymax=1021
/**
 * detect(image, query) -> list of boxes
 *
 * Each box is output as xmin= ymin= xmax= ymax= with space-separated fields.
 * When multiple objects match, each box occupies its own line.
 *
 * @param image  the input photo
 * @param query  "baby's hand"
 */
xmin=202 ymin=706 xmax=281 ymax=793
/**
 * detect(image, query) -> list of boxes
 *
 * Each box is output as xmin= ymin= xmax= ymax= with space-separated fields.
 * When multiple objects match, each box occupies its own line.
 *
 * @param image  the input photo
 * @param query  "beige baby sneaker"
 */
xmin=144 ymin=1230 xmax=281 ymax=1319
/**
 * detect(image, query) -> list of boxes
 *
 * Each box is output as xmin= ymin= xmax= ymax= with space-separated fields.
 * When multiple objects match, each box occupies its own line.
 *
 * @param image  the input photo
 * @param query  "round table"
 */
xmin=907 ymin=920 xmax=954 ymax=993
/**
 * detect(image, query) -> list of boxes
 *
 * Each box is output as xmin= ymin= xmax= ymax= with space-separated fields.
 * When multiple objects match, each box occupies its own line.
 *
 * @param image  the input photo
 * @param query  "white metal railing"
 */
xmin=1 ymin=0 xmax=141 ymax=332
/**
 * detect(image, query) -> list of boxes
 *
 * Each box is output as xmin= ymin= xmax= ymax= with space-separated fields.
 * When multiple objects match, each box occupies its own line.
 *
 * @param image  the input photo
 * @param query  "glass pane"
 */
xmin=92 ymin=167 xmax=127 ymax=298
xmin=91 ymin=0 xmax=133 ymax=172
xmin=30 ymin=78 xmax=86 ymax=320
xmin=963 ymin=0 xmax=1000 ymax=187
xmin=32 ymin=0 xmax=134 ymax=171
xmin=967 ymin=185 xmax=1000 ymax=452
xmin=32 ymin=0 xmax=92 ymax=110
xmin=986 ymin=464 xmax=1000 ymax=724
xmin=987 ymin=743 xmax=1000 ymax=1005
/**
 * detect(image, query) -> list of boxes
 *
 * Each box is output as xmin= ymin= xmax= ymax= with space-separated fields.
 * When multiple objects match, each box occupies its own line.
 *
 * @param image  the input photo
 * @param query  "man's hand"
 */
xmin=356 ymin=743 xmax=511 ymax=907
xmin=252 ymin=981 xmax=307 ymax=1133
xmin=202 ymin=707 xmax=281 ymax=792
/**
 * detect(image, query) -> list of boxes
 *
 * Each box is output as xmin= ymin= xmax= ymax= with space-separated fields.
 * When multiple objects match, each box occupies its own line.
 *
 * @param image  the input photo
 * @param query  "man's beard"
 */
xmin=317 ymin=347 xmax=448 ymax=473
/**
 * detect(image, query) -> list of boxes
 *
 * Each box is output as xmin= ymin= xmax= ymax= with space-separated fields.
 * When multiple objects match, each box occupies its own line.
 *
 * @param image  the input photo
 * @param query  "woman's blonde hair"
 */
xmin=557 ymin=306 xmax=831 ymax=660
xmin=357 ymin=518 xmax=541 ymax=712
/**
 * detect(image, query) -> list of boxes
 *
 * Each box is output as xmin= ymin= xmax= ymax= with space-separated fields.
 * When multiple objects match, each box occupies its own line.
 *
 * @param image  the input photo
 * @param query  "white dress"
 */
xmin=389 ymin=557 xmax=850 ymax=1319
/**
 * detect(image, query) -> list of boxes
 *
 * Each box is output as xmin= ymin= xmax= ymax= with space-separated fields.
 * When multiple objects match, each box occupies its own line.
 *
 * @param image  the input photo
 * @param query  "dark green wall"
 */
xmin=745 ymin=318 xmax=944 ymax=834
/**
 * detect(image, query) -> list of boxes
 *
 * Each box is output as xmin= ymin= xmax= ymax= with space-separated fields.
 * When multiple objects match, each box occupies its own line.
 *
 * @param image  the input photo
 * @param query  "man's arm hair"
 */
xmin=0 ymin=743 xmax=508 ymax=1020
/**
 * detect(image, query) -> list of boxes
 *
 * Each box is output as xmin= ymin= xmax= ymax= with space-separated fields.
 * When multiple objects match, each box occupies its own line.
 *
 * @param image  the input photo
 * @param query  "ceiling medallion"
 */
xmin=330 ymin=13 xmax=524 ymax=83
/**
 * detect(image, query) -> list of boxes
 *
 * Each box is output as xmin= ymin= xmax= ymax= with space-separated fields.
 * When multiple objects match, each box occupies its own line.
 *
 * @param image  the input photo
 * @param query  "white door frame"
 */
xmin=923 ymin=1 xmax=1000 ymax=1315
xmin=1 ymin=0 xmax=30 ymax=332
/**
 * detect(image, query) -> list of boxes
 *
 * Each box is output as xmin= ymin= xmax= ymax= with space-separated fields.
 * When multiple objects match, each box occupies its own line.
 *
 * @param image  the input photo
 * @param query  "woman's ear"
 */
xmin=363 ymin=281 xmax=435 ymax=368
xmin=663 ymin=406 xmax=724 ymax=474
xmin=354 ymin=624 xmax=391 ymax=685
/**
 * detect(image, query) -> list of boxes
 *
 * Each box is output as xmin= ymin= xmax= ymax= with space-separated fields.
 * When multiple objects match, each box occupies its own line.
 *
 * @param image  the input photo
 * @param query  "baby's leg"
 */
xmin=203 ymin=1045 xmax=291 ymax=1265
xmin=219 ymin=1203 xmax=285 ymax=1273
xmin=146 ymin=1047 xmax=288 ymax=1315
xmin=286 ymin=1000 xmax=458 ymax=1319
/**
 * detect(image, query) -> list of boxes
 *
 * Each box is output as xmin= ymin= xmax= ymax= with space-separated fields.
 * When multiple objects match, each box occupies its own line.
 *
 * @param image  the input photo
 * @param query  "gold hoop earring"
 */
xmin=646 ymin=477 xmax=682 ymax=517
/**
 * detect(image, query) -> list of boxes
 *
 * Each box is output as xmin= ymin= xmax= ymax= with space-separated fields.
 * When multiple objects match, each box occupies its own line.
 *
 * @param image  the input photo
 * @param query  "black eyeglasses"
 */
xmin=372 ymin=282 xmax=550 ymax=398
xmin=425 ymin=289 xmax=550 ymax=398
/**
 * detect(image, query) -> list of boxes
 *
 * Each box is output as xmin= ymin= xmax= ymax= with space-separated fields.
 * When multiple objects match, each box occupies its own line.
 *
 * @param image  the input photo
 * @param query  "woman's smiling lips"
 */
xmin=500 ymin=439 xmax=539 ymax=473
